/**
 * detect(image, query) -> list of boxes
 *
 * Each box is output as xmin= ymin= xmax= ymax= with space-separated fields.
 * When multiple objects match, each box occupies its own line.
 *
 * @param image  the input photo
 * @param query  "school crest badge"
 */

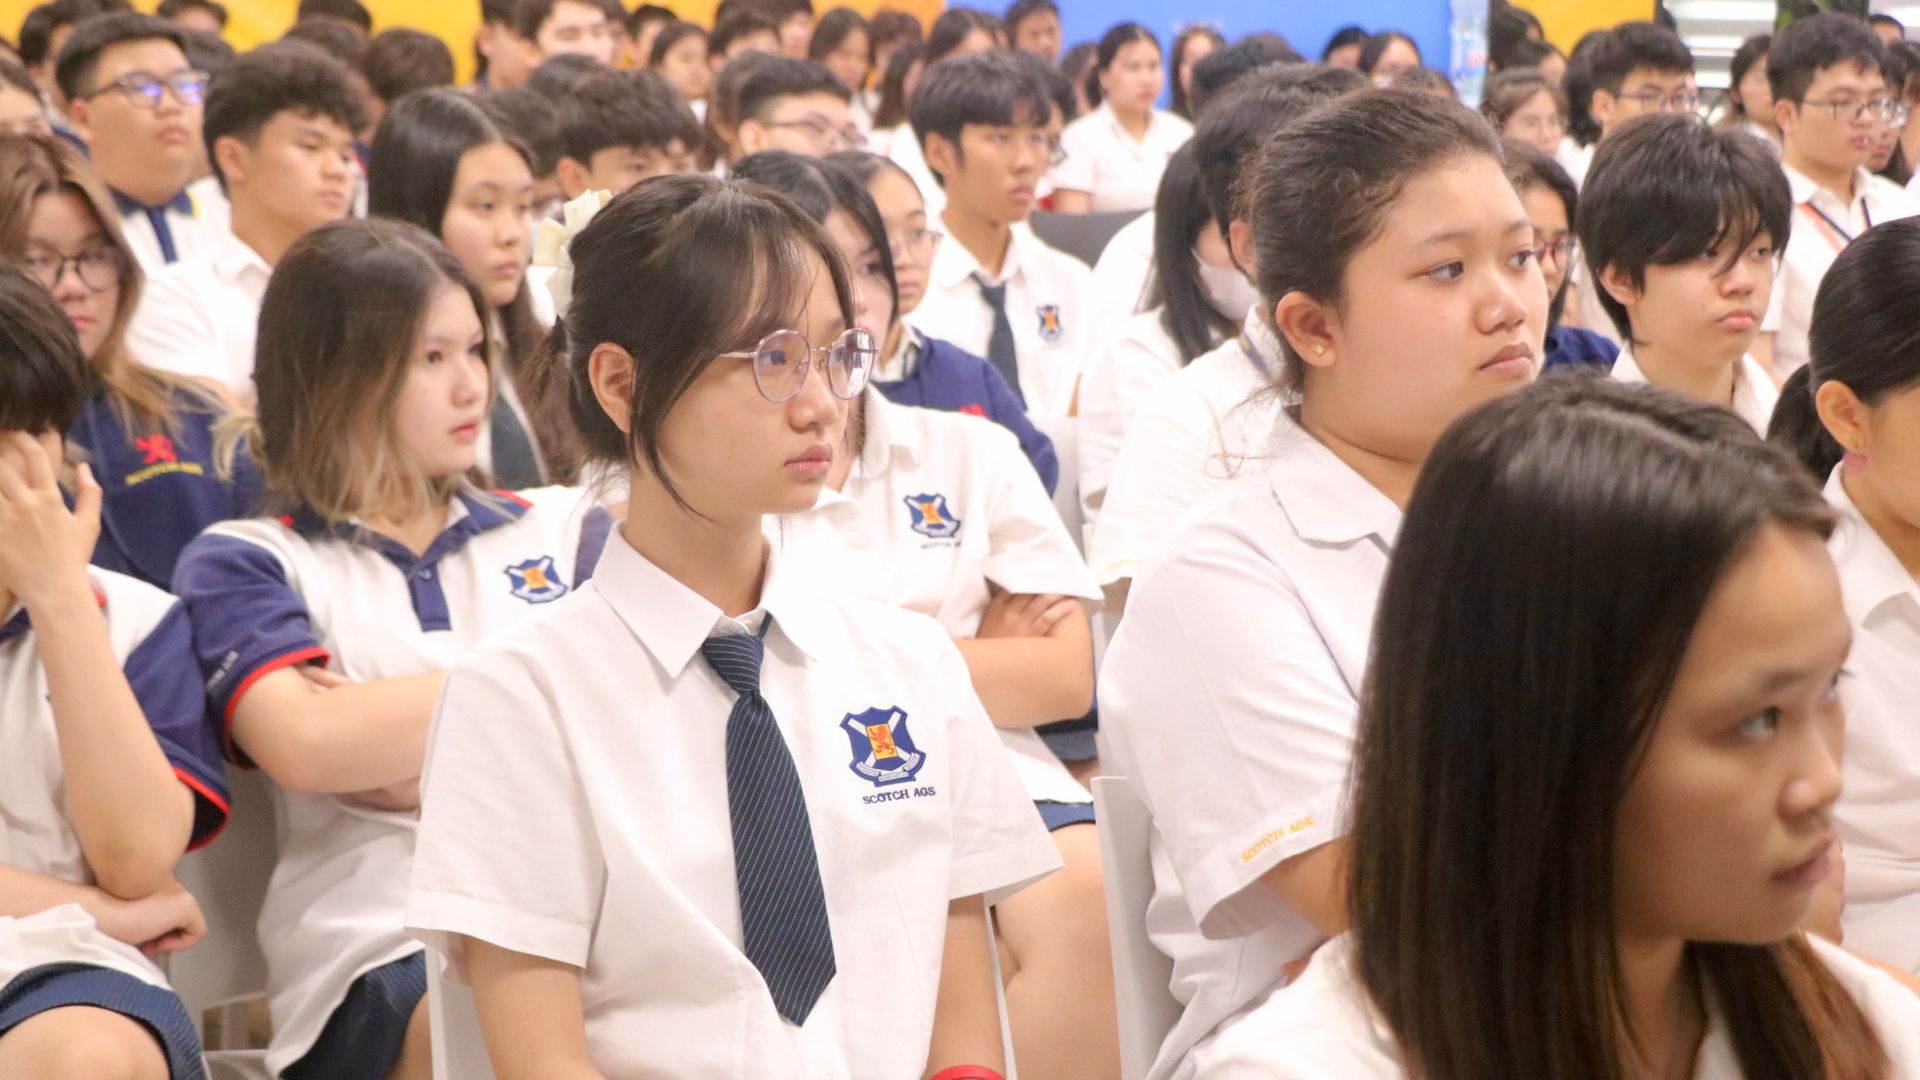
xmin=841 ymin=706 xmax=927 ymax=786
xmin=1036 ymin=303 xmax=1064 ymax=344
xmin=504 ymin=555 xmax=568 ymax=604
xmin=904 ymin=493 xmax=962 ymax=540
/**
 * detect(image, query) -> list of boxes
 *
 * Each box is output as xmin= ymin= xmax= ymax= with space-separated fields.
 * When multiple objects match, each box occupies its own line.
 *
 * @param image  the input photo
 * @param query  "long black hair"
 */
xmin=1769 ymin=217 xmax=1920 ymax=478
xmin=1352 ymin=374 xmax=1887 ymax=1080
xmin=1145 ymin=142 xmax=1233 ymax=364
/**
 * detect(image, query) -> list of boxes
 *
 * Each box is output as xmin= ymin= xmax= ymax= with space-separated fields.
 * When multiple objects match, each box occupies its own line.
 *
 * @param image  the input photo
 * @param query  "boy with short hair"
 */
xmin=55 ymin=12 xmax=210 ymax=273
xmin=1005 ymin=0 xmax=1062 ymax=64
xmin=127 ymin=42 xmax=365 ymax=401
xmin=474 ymin=0 xmax=537 ymax=89
xmin=512 ymin=0 xmax=614 ymax=68
xmin=362 ymin=27 xmax=456 ymax=132
xmin=906 ymin=50 xmax=1091 ymax=418
xmin=1758 ymin=11 xmax=1920 ymax=377
xmin=709 ymin=8 xmax=781 ymax=70
xmin=1580 ymin=112 xmax=1792 ymax=433
xmin=19 ymin=0 xmax=126 ymax=107
xmin=734 ymin=55 xmax=859 ymax=155
xmin=554 ymin=69 xmax=702 ymax=197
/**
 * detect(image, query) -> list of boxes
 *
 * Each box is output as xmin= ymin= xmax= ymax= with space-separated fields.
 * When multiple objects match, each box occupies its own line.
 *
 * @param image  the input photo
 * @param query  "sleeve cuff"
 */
xmin=1183 ymin=784 xmax=1347 ymax=941
xmin=951 ymin=826 xmax=1062 ymax=908
xmin=218 ymin=645 xmax=330 ymax=766
xmin=407 ymin=890 xmax=593 ymax=983
xmin=172 ymin=765 xmax=231 ymax=851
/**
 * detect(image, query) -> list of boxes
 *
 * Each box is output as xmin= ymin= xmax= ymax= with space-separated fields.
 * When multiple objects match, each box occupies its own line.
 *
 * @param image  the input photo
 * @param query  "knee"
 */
xmin=35 ymin=1035 xmax=166 ymax=1080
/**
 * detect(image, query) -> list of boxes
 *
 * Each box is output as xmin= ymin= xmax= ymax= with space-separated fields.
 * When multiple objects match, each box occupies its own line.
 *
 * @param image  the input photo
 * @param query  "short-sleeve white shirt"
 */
xmin=777 ymin=391 xmax=1100 ymax=806
xmin=126 ymin=223 xmax=273 ymax=400
xmin=1087 ymin=209 xmax=1156 ymax=330
xmin=115 ymin=196 xmax=215 ymax=278
xmin=1078 ymin=307 xmax=1184 ymax=522
xmin=908 ymin=216 xmax=1093 ymax=418
xmin=1609 ymin=347 xmax=1779 ymax=434
xmin=406 ymin=531 xmax=1059 ymax=1079
xmin=1088 ymin=311 xmax=1280 ymax=586
xmin=1194 ymin=932 xmax=1920 ymax=1076
xmin=1761 ymin=164 xmax=1920 ymax=379
xmin=1052 ymin=103 xmax=1193 ymax=214
xmin=1825 ymin=469 xmax=1920 ymax=972
xmin=1099 ymin=412 xmax=1401 ymax=1079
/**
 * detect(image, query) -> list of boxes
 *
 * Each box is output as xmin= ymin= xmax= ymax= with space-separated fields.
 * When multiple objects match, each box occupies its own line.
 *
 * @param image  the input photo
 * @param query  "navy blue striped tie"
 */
xmin=702 ymin=622 xmax=836 ymax=1024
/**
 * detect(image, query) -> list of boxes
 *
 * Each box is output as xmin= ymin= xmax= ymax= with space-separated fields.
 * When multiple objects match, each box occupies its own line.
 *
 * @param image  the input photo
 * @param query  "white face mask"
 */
xmin=1195 ymin=257 xmax=1259 ymax=322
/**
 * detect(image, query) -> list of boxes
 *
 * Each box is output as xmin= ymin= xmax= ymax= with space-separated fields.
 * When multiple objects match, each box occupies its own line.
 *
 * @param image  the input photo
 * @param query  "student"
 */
xmin=125 ymin=44 xmax=359 ymax=404
xmin=648 ymin=20 xmax=711 ymax=117
xmin=553 ymin=69 xmax=702 ymax=199
xmin=1500 ymin=140 xmax=1614 ymax=371
xmin=1481 ymin=68 xmax=1566 ymax=157
xmin=295 ymin=0 xmax=370 ymax=34
xmin=1006 ymin=0 xmax=1061 ymax=64
xmin=926 ymin=7 xmax=1005 ymax=64
xmin=513 ymin=0 xmax=614 ymax=68
xmin=369 ymin=89 xmax=560 ymax=488
xmin=523 ymin=52 xmax=601 ymax=103
xmin=172 ymin=218 xmax=609 ymax=1080
xmin=1089 ymin=67 xmax=1365 ymax=599
xmin=1871 ymin=44 xmax=1914 ymax=184
xmin=1322 ymin=25 xmax=1367 ymax=68
xmin=1758 ymin=13 xmax=1920 ymax=379
xmin=809 ymin=8 xmax=872 ymax=120
xmin=1168 ymin=25 xmax=1225 ymax=121
xmin=1078 ymin=144 xmax=1239 ymax=521
xmin=710 ymin=8 xmax=781 ymax=70
xmin=735 ymin=56 xmax=861 ymax=156
xmin=1099 ymin=89 xmax=1545 ymax=1079
xmin=870 ymin=8 xmax=923 ymax=75
xmin=1051 ymin=24 xmax=1192 ymax=215
xmin=876 ymin=40 xmax=941 ymax=205
xmin=403 ymin=173 xmax=1055 ymax=1079
xmin=0 ymin=134 xmax=261 ymax=588
xmin=473 ymin=86 xmax=564 ymax=220
xmin=753 ymin=0 xmax=817 ymax=58
xmin=0 ymin=59 xmax=53 ymax=137
xmin=735 ymin=149 xmax=1112 ymax=1077
xmin=907 ymin=51 xmax=1091 ymax=417
xmin=157 ymin=0 xmax=226 ymax=36
xmin=705 ymin=50 xmax=780 ymax=169
xmin=834 ymin=148 xmax=1060 ymax=488
xmin=0 ymin=261 xmax=227 ymax=1080
xmin=1567 ymin=21 xmax=1696 ymax=187
xmin=1873 ymin=11 xmax=1907 ymax=47
xmin=1718 ymin=33 xmax=1779 ymax=149
xmin=362 ymin=28 xmax=456 ymax=134
xmin=1358 ymin=30 xmax=1421 ymax=85
xmin=1202 ymin=376 xmax=1920 ymax=1077
xmin=55 ymin=14 xmax=211 ymax=274
xmin=1769 ymin=218 xmax=1920 ymax=975
xmin=473 ymin=0 xmax=537 ymax=90
xmin=17 ymin=0 xmax=124 ymax=108
xmin=624 ymin=4 xmax=675 ymax=70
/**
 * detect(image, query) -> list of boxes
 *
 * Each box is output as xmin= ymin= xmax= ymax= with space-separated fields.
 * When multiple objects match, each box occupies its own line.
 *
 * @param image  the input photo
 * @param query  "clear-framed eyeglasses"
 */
xmin=721 ymin=327 xmax=876 ymax=402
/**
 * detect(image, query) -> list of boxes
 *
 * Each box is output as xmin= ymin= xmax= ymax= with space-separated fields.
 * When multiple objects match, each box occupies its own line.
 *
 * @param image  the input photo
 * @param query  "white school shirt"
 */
xmin=1051 ymin=103 xmax=1193 ymax=214
xmin=1557 ymin=134 xmax=1593 ymax=188
xmin=1571 ymin=258 xmax=1623 ymax=347
xmin=1078 ymin=307 xmax=1183 ymax=523
xmin=908 ymin=214 xmax=1092 ymax=418
xmin=171 ymin=485 xmax=610 ymax=1074
xmin=1825 ymin=470 xmax=1920 ymax=972
xmin=1194 ymin=932 xmax=1920 ymax=1077
xmin=126 ymin=223 xmax=273 ymax=400
xmin=1087 ymin=210 xmax=1156 ymax=335
xmin=1100 ymin=412 xmax=1400 ymax=1080
xmin=1609 ymin=347 xmax=1779 ymax=434
xmin=776 ymin=391 xmax=1101 ymax=806
xmin=1088 ymin=311 xmax=1281 ymax=586
xmin=113 ymin=189 xmax=215 ymax=277
xmin=1761 ymin=163 xmax=1920 ymax=379
xmin=0 ymin=569 xmax=229 ymax=993
xmin=406 ymin=532 xmax=1059 ymax=1079
xmin=886 ymin=124 xmax=946 ymax=218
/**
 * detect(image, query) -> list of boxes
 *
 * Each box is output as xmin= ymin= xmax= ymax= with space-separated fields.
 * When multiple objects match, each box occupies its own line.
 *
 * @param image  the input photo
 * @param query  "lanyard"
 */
xmin=1799 ymin=199 xmax=1872 ymax=252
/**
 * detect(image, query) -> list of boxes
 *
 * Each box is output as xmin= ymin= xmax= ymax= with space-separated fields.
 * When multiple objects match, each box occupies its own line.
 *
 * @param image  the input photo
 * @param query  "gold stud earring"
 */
xmin=1313 ymin=344 xmax=1326 ymax=357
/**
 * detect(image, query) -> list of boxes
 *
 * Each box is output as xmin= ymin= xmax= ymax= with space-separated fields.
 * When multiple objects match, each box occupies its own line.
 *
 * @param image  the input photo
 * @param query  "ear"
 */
xmin=1597 ymin=263 xmax=1641 ymax=309
xmin=65 ymin=96 xmax=95 ymax=143
xmin=1813 ymin=377 xmax=1872 ymax=456
xmin=588 ymin=342 xmax=638 ymax=438
xmin=212 ymin=135 xmax=249 ymax=188
xmin=555 ymin=155 xmax=590 ymax=200
xmin=1273 ymin=290 xmax=1338 ymax=370
xmin=1226 ymin=218 xmax=1256 ymax=278
xmin=1774 ymin=96 xmax=1798 ymax=137
xmin=736 ymin=119 xmax=768 ymax=156
xmin=923 ymin=131 xmax=957 ymax=184
xmin=1590 ymin=87 xmax=1615 ymax=132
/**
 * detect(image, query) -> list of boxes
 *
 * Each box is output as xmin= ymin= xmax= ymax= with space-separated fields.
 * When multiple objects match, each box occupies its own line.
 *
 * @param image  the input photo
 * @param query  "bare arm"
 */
xmin=1258 ymin=839 xmax=1350 ymax=942
xmin=1049 ymin=190 xmax=1093 ymax=215
xmin=923 ymin=896 xmax=1005 ymax=1076
xmin=465 ymin=937 xmax=605 ymax=1080
xmin=0 ymin=865 xmax=205 ymax=954
xmin=952 ymin=595 xmax=1094 ymax=729
xmin=229 ymin=667 xmax=445 ymax=795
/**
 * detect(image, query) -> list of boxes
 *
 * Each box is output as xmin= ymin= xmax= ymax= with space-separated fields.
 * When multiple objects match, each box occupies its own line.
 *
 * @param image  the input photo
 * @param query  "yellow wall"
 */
xmin=1531 ymin=0 xmax=1654 ymax=51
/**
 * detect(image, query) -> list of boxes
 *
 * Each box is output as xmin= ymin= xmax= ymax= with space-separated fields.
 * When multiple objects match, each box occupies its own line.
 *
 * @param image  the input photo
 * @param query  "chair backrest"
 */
xmin=428 ymin=950 xmax=499 ymax=1080
xmin=169 ymin=767 xmax=277 ymax=1041
xmin=1028 ymin=208 xmax=1146 ymax=268
xmin=1091 ymin=775 xmax=1181 ymax=1080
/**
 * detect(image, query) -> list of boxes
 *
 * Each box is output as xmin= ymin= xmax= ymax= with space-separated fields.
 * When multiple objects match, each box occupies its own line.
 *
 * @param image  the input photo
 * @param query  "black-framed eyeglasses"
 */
xmin=1618 ymin=87 xmax=1700 ymax=114
xmin=721 ymin=327 xmax=875 ymax=402
xmin=887 ymin=227 xmax=944 ymax=263
xmin=1801 ymin=96 xmax=1911 ymax=125
xmin=1532 ymin=235 xmax=1577 ymax=266
xmin=82 ymin=69 xmax=209 ymax=109
xmin=763 ymin=117 xmax=868 ymax=151
xmin=19 ymin=245 xmax=123 ymax=292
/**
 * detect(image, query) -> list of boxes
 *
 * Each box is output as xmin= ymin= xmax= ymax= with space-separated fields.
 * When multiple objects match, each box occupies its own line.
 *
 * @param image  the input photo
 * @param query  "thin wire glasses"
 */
xmin=83 ymin=69 xmax=209 ymax=109
xmin=1801 ymin=97 xmax=1911 ymax=125
xmin=722 ymin=327 xmax=876 ymax=402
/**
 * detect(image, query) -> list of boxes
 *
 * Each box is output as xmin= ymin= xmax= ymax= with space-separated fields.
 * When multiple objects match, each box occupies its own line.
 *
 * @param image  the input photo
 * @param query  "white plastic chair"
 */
xmin=1091 ymin=776 xmax=1181 ymax=1080
xmin=168 ymin=767 xmax=278 ymax=1080
xmin=427 ymin=949 xmax=498 ymax=1080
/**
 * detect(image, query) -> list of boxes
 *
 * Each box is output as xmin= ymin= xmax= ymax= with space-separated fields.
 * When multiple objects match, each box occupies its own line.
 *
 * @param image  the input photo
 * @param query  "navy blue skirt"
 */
xmin=283 ymin=951 xmax=426 ymax=1080
xmin=0 ymin=962 xmax=206 ymax=1079
xmin=1036 ymin=799 xmax=1097 ymax=831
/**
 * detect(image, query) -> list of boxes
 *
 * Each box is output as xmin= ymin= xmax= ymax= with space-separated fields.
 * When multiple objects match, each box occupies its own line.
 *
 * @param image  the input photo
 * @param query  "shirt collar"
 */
xmin=109 ymin=185 xmax=193 ymax=218
xmin=1262 ymin=413 xmax=1403 ymax=547
xmin=856 ymin=387 xmax=921 ymax=475
xmin=285 ymin=487 xmax=528 ymax=568
xmin=1824 ymin=468 xmax=1920 ymax=624
xmin=211 ymin=224 xmax=273 ymax=285
xmin=932 ymin=212 xmax=1029 ymax=290
xmin=593 ymin=528 xmax=825 ymax=678
xmin=1781 ymin=160 xmax=1878 ymax=214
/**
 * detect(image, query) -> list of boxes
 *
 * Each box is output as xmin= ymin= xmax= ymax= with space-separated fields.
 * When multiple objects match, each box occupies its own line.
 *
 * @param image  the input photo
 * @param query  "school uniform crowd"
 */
xmin=0 ymin=0 xmax=1918 ymax=1077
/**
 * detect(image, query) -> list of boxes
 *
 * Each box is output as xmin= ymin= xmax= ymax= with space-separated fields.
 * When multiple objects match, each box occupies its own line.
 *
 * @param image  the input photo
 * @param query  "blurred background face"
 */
xmin=1099 ymin=38 xmax=1163 ymax=115
xmin=1013 ymin=11 xmax=1062 ymax=63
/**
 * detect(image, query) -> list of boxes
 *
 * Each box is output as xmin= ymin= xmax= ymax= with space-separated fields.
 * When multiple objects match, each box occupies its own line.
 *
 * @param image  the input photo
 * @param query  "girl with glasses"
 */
xmin=405 ymin=174 xmax=1056 ymax=1079
xmin=1501 ymin=138 xmax=1618 ymax=373
xmin=0 ymin=134 xmax=261 ymax=590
